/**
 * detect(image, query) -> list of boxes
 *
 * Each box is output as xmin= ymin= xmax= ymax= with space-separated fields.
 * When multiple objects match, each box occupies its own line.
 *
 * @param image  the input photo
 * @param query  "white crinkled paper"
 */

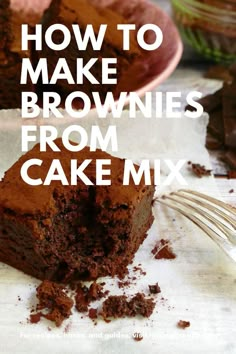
xmin=0 ymin=109 xmax=236 ymax=354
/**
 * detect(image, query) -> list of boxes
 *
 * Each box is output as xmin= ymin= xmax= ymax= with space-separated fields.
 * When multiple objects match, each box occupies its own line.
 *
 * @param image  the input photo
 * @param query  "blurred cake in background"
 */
xmin=0 ymin=0 xmax=140 ymax=109
xmin=171 ymin=0 xmax=236 ymax=63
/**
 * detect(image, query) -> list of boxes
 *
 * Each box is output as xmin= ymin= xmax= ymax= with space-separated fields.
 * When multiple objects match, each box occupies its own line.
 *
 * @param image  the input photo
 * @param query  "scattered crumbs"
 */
xmin=188 ymin=162 xmax=212 ymax=178
xmin=177 ymin=320 xmax=190 ymax=329
xmin=133 ymin=333 xmax=143 ymax=342
xmin=229 ymin=189 xmax=234 ymax=193
xmin=88 ymin=308 xmax=98 ymax=320
xmin=48 ymin=327 xmax=52 ymax=331
xmin=152 ymin=239 xmax=176 ymax=260
xmin=133 ymin=266 xmax=146 ymax=275
xmin=32 ymin=280 xmax=74 ymax=327
xmin=160 ymin=297 xmax=168 ymax=307
xmin=148 ymin=283 xmax=161 ymax=294
xmin=17 ymin=296 xmax=21 ymax=301
xmin=118 ymin=280 xmax=130 ymax=289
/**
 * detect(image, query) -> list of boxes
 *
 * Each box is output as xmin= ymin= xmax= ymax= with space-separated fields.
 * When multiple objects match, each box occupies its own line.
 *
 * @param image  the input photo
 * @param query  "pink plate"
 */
xmin=11 ymin=0 xmax=183 ymax=98
xmin=94 ymin=0 xmax=183 ymax=96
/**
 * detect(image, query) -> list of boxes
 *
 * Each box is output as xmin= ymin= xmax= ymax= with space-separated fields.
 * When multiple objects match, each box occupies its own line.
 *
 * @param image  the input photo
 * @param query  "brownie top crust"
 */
xmin=0 ymin=138 xmax=151 ymax=215
xmin=43 ymin=0 xmax=139 ymax=54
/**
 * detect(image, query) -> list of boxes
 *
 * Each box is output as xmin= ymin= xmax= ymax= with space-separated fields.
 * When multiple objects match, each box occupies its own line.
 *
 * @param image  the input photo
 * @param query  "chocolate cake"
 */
xmin=0 ymin=0 xmax=140 ymax=109
xmin=38 ymin=0 xmax=139 ymax=106
xmin=0 ymin=2 xmax=33 ymax=109
xmin=0 ymin=139 xmax=154 ymax=282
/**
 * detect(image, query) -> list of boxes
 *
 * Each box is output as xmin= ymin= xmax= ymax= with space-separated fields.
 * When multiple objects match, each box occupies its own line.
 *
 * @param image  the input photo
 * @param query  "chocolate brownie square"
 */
xmin=0 ymin=139 xmax=154 ymax=282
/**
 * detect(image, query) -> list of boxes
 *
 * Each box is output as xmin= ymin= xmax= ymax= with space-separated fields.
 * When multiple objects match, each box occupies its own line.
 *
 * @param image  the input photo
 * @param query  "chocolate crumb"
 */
xmin=88 ymin=282 xmax=106 ymax=301
xmin=88 ymin=308 xmax=98 ymax=320
xmin=177 ymin=320 xmax=190 ymax=329
xmin=229 ymin=189 xmax=234 ymax=193
xmin=228 ymin=171 xmax=236 ymax=179
xmin=148 ymin=283 xmax=161 ymax=294
xmin=118 ymin=280 xmax=131 ymax=288
xmin=152 ymin=239 xmax=176 ymax=260
xmin=30 ymin=313 xmax=41 ymax=324
xmin=75 ymin=281 xmax=107 ymax=313
xmin=33 ymin=280 xmax=74 ymax=327
xmin=133 ymin=333 xmax=143 ymax=341
xmin=189 ymin=162 xmax=212 ymax=178
xmin=101 ymin=293 xmax=155 ymax=319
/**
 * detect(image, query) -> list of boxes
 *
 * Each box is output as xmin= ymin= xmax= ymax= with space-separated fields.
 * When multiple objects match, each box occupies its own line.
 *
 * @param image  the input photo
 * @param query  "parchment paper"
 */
xmin=0 ymin=110 xmax=235 ymax=354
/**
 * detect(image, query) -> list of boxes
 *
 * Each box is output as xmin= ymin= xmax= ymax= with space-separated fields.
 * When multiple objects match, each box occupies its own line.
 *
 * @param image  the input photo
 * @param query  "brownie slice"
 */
xmin=0 ymin=4 xmax=33 ymax=109
xmin=222 ymin=81 xmax=236 ymax=148
xmin=0 ymin=139 xmax=154 ymax=282
xmin=38 ymin=0 xmax=140 ymax=106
